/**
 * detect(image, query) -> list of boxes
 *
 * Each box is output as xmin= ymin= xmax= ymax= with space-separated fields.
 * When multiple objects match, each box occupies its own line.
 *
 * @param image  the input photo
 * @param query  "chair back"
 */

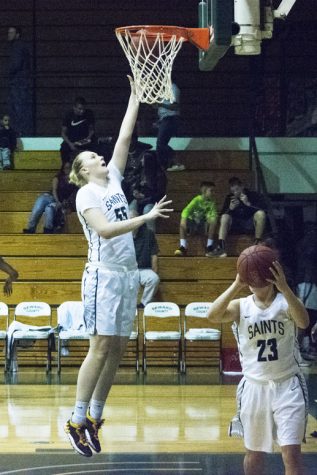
xmin=185 ymin=302 xmax=212 ymax=318
xmin=184 ymin=302 xmax=212 ymax=333
xmin=14 ymin=301 xmax=51 ymax=326
xmin=143 ymin=302 xmax=180 ymax=333
xmin=57 ymin=301 xmax=84 ymax=331
xmin=0 ymin=302 xmax=9 ymax=333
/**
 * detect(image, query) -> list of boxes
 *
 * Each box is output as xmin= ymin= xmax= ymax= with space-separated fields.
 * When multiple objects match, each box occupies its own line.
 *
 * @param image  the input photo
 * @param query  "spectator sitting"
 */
xmin=23 ymin=162 xmax=78 ymax=234
xmin=212 ymin=176 xmax=267 ymax=258
xmin=131 ymin=209 xmax=160 ymax=309
xmin=129 ymin=150 xmax=166 ymax=232
xmin=60 ymin=96 xmax=96 ymax=164
xmin=174 ymin=181 xmax=218 ymax=257
xmin=0 ymin=114 xmax=17 ymax=170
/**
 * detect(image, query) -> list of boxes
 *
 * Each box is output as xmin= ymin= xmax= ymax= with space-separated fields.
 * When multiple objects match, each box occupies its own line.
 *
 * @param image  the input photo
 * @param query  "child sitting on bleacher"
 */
xmin=174 ymin=181 xmax=218 ymax=257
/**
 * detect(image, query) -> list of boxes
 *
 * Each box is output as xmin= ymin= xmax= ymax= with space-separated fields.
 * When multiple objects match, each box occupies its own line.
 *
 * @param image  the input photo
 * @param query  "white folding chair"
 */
xmin=57 ymin=301 xmax=89 ymax=373
xmin=183 ymin=302 xmax=221 ymax=373
xmin=143 ymin=302 xmax=181 ymax=373
xmin=8 ymin=302 xmax=53 ymax=372
xmin=0 ymin=302 xmax=9 ymax=372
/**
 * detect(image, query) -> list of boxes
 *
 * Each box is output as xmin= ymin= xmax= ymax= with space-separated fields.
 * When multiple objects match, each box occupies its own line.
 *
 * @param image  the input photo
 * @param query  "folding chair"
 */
xmin=57 ymin=301 xmax=89 ymax=373
xmin=183 ymin=302 xmax=221 ymax=373
xmin=8 ymin=302 xmax=53 ymax=372
xmin=143 ymin=302 xmax=181 ymax=373
xmin=120 ymin=309 xmax=140 ymax=372
xmin=0 ymin=302 xmax=9 ymax=371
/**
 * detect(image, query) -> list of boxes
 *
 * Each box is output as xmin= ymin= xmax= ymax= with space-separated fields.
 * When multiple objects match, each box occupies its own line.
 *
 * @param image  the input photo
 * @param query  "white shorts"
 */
xmin=236 ymin=373 xmax=308 ymax=453
xmin=82 ymin=264 xmax=139 ymax=336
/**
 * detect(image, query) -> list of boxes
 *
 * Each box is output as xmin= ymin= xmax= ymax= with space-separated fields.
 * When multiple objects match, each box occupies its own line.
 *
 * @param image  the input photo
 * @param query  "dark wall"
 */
xmin=0 ymin=0 xmax=316 ymax=137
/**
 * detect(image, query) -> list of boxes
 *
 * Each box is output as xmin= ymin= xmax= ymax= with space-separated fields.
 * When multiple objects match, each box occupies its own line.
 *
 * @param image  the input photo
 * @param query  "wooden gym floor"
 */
xmin=0 ymin=367 xmax=316 ymax=474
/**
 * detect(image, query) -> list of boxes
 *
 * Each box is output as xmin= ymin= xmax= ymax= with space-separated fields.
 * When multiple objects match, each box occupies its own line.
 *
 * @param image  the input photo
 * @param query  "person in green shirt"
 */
xmin=175 ymin=181 xmax=217 ymax=257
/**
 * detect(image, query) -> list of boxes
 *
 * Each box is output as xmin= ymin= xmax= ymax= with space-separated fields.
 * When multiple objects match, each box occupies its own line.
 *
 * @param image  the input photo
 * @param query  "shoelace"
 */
xmin=75 ymin=425 xmax=89 ymax=446
xmin=92 ymin=419 xmax=105 ymax=439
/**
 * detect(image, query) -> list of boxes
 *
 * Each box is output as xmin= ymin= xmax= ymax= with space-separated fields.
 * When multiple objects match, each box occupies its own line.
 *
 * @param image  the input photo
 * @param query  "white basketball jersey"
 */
xmin=233 ymin=293 xmax=301 ymax=381
xmin=76 ymin=161 xmax=137 ymax=267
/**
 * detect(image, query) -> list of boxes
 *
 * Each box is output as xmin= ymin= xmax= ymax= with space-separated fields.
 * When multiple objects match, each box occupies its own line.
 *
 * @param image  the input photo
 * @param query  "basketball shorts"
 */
xmin=236 ymin=373 xmax=308 ymax=453
xmin=82 ymin=263 xmax=139 ymax=336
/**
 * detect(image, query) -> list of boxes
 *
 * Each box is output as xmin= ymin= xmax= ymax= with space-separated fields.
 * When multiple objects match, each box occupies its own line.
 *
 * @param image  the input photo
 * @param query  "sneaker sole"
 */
xmin=64 ymin=427 xmax=93 ymax=457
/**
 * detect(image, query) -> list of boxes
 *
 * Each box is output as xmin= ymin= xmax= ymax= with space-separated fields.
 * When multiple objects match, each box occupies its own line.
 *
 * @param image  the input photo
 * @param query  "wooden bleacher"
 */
xmin=0 ymin=148 xmax=253 ymax=369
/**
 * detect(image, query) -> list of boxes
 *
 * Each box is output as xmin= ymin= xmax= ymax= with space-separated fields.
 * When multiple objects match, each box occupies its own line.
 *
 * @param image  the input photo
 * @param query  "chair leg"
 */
xmin=178 ymin=339 xmax=182 ymax=372
xmin=10 ymin=341 xmax=18 ymax=372
xmin=136 ymin=337 xmax=139 ymax=373
xmin=57 ymin=337 xmax=61 ymax=374
xmin=143 ymin=340 xmax=147 ymax=373
xmin=182 ymin=339 xmax=187 ymax=374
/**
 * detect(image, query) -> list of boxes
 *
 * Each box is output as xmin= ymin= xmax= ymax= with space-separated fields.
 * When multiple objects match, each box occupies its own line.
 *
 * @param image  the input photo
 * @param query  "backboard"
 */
xmin=198 ymin=0 xmax=233 ymax=71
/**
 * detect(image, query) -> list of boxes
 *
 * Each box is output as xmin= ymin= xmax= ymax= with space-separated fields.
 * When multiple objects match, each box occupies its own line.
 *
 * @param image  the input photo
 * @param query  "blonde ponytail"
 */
xmin=69 ymin=153 xmax=88 ymax=188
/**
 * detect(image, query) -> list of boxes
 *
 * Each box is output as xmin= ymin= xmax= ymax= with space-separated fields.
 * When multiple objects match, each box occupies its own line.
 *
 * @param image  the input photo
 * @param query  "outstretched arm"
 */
xmin=109 ymin=76 xmax=139 ymax=175
xmin=0 ymin=257 xmax=19 ymax=296
xmin=83 ymin=196 xmax=173 ymax=240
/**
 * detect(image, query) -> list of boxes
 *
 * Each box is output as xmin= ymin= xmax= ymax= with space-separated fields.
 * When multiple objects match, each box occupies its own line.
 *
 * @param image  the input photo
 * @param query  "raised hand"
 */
xmin=144 ymin=196 xmax=173 ymax=222
xmin=127 ymin=75 xmax=137 ymax=97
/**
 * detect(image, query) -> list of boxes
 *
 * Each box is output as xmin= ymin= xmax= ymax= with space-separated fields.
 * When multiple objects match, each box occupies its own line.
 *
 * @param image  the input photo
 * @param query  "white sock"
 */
xmin=180 ymin=239 xmax=187 ymax=248
xmin=207 ymin=239 xmax=214 ymax=247
xmin=89 ymin=399 xmax=105 ymax=420
xmin=71 ymin=400 xmax=89 ymax=425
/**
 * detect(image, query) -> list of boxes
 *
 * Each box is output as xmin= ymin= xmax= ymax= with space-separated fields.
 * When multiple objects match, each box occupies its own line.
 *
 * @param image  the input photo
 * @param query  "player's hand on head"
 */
xmin=144 ymin=196 xmax=173 ymax=221
xmin=234 ymin=273 xmax=247 ymax=289
xmin=266 ymin=260 xmax=288 ymax=292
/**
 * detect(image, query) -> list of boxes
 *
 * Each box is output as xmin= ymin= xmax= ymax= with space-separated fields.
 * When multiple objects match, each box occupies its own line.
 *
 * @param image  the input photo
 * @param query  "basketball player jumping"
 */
xmin=65 ymin=76 xmax=173 ymax=457
xmin=207 ymin=261 xmax=309 ymax=475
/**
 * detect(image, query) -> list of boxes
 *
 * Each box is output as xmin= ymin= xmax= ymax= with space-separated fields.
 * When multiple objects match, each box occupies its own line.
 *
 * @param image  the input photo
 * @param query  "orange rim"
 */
xmin=115 ymin=25 xmax=211 ymax=51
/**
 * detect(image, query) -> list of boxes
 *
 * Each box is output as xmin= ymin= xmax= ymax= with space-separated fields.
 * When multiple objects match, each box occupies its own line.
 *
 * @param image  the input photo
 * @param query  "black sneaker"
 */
xmin=85 ymin=412 xmax=105 ymax=453
xmin=174 ymin=246 xmax=187 ymax=257
xmin=23 ymin=228 xmax=35 ymax=234
xmin=64 ymin=419 xmax=93 ymax=457
xmin=205 ymin=245 xmax=214 ymax=257
xmin=212 ymin=246 xmax=227 ymax=258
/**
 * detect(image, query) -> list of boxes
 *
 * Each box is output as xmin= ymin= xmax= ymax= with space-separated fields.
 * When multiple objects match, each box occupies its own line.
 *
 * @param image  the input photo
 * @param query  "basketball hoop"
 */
xmin=115 ymin=25 xmax=211 ymax=104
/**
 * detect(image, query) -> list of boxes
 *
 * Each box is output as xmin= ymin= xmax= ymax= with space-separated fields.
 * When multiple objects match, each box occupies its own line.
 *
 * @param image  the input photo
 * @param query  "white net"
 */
xmin=116 ymin=28 xmax=185 ymax=104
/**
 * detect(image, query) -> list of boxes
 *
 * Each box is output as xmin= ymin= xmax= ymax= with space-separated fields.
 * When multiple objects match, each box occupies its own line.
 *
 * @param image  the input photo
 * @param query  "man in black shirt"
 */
xmin=213 ymin=176 xmax=267 ymax=257
xmin=60 ymin=97 xmax=96 ymax=164
xmin=132 ymin=211 xmax=160 ymax=308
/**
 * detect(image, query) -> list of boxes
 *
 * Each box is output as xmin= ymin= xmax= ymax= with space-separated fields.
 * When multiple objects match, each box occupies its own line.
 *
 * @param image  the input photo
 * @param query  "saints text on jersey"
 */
xmin=104 ymin=193 xmax=127 ymax=211
xmin=247 ymin=319 xmax=285 ymax=339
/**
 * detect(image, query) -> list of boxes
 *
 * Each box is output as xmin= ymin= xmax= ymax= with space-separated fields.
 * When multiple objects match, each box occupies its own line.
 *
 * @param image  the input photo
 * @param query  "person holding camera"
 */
xmin=212 ymin=176 xmax=267 ymax=257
